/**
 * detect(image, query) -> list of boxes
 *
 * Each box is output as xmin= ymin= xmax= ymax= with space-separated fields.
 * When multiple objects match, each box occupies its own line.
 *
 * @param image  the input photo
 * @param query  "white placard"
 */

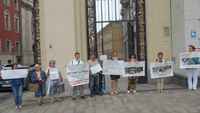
xmin=49 ymin=68 xmax=60 ymax=80
xmin=100 ymin=55 xmax=108 ymax=61
xmin=180 ymin=52 xmax=200 ymax=69
xmin=150 ymin=62 xmax=174 ymax=79
xmin=66 ymin=64 xmax=89 ymax=87
xmin=123 ymin=61 xmax=145 ymax=77
xmin=3 ymin=67 xmax=12 ymax=70
xmin=1 ymin=69 xmax=28 ymax=79
xmin=90 ymin=64 xmax=102 ymax=74
xmin=103 ymin=60 xmax=125 ymax=75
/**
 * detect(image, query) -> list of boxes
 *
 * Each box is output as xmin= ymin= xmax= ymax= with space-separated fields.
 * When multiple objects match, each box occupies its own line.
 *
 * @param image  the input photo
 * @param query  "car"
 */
xmin=0 ymin=65 xmax=31 ymax=91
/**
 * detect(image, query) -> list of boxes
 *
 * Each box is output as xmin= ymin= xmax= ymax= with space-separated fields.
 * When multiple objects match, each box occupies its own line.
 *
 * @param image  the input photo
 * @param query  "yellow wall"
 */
xmin=39 ymin=0 xmax=87 ymax=73
xmin=39 ymin=0 xmax=173 ymax=75
xmin=146 ymin=0 xmax=172 ymax=62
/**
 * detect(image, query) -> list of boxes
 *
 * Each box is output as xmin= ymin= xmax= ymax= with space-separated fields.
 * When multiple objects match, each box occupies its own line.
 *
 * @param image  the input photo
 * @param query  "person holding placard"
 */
xmin=155 ymin=52 xmax=165 ymax=93
xmin=127 ymin=54 xmax=138 ymax=94
xmin=10 ymin=64 xmax=24 ymax=110
xmin=46 ymin=60 xmax=64 ymax=103
xmin=110 ymin=51 xmax=121 ymax=96
xmin=88 ymin=54 xmax=102 ymax=97
xmin=186 ymin=45 xmax=199 ymax=90
xmin=31 ymin=64 xmax=47 ymax=105
xmin=69 ymin=52 xmax=85 ymax=100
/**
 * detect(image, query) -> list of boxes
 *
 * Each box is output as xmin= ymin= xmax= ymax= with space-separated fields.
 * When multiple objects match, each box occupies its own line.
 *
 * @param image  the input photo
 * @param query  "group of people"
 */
xmin=0 ymin=61 xmax=64 ymax=110
xmin=0 ymin=45 xmax=199 ymax=111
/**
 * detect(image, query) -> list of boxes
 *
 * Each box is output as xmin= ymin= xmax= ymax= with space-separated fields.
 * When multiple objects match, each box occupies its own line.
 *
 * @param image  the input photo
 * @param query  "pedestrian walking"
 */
xmin=8 ymin=64 xmax=24 ymax=110
xmin=31 ymin=64 xmax=47 ymax=105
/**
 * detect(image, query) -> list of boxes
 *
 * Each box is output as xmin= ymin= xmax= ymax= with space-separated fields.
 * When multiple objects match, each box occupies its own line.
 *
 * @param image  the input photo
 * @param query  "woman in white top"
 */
xmin=46 ymin=60 xmax=64 ymax=103
xmin=88 ymin=54 xmax=102 ymax=97
xmin=110 ymin=51 xmax=121 ymax=96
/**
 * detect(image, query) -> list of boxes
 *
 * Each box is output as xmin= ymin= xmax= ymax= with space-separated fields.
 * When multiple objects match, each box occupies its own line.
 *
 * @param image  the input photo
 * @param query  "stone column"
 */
xmin=39 ymin=0 xmax=87 ymax=73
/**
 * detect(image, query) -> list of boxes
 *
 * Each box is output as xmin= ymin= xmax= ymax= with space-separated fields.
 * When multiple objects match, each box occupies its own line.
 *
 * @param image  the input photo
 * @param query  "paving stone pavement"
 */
xmin=0 ymin=84 xmax=200 ymax=113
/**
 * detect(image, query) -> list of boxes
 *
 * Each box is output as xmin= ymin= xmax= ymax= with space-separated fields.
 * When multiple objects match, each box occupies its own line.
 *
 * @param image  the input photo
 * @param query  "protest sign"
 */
xmin=90 ymin=64 xmax=102 ymax=74
xmin=100 ymin=55 xmax=107 ymax=61
xmin=49 ymin=68 xmax=60 ymax=80
xmin=150 ymin=62 xmax=173 ymax=79
xmin=103 ymin=60 xmax=125 ymax=75
xmin=180 ymin=52 xmax=200 ymax=69
xmin=66 ymin=64 xmax=89 ymax=87
xmin=1 ymin=69 xmax=28 ymax=79
xmin=123 ymin=61 xmax=145 ymax=77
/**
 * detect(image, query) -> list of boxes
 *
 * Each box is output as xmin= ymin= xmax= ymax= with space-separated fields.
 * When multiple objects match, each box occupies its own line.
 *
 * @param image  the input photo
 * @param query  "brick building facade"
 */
xmin=0 ymin=0 xmax=21 ymax=64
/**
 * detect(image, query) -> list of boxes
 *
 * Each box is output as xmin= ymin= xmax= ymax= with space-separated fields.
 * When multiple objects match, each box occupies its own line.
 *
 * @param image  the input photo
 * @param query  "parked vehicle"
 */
xmin=0 ymin=65 xmax=31 ymax=90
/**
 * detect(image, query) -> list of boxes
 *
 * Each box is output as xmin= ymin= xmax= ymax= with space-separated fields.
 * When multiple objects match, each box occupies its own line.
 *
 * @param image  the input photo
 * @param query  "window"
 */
xmin=4 ymin=10 xmax=11 ymax=31
xmin=14 ymin=0 xmax=19 ymax=10
xmin=15 ymin=15 xmax=20 ymax=32
xmin=3 ymin=0 xmax=10 ymax=7
xmin=16 ymin=41 xmax=20 ymax=54
xmin=5 ymin=40 xmax=12 ymax=52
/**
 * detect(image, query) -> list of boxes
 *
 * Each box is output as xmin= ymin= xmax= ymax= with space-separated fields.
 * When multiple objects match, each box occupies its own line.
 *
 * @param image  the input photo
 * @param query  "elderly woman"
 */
xmin=46 ymin=60 xmax=64 ymax=103
xmin=31 ymin=64 xmax=47 ymax=105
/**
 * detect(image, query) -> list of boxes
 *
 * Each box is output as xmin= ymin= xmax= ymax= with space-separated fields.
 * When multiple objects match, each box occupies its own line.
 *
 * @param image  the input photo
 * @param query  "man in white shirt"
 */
xmin=69 ymin=52 xmax=85 ymax=100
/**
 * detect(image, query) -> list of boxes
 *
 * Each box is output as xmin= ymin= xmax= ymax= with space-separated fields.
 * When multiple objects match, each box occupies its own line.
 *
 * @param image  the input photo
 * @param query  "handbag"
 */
xmin=28 ymin=83 xmax=39 ymax=92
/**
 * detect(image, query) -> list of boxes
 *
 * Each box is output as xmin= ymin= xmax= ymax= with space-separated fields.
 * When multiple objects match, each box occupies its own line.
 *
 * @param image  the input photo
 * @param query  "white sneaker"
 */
xmin=193 ymin=88 xmax=197 ymax=90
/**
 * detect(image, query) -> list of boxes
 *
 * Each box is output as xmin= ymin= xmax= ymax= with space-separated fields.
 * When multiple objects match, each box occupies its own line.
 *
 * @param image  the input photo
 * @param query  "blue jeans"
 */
xmin=11 ymin=85 xmax=23 ymax=106
xmin=90 ymin=74 xmax=99 ymax=96
xmin=99 ymin=73 xmax=105 ymax=94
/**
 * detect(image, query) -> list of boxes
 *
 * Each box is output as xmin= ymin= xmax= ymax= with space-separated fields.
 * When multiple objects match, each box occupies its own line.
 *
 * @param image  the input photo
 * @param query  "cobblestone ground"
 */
xmin=0 ymin=84 xmax=200 ymax=113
